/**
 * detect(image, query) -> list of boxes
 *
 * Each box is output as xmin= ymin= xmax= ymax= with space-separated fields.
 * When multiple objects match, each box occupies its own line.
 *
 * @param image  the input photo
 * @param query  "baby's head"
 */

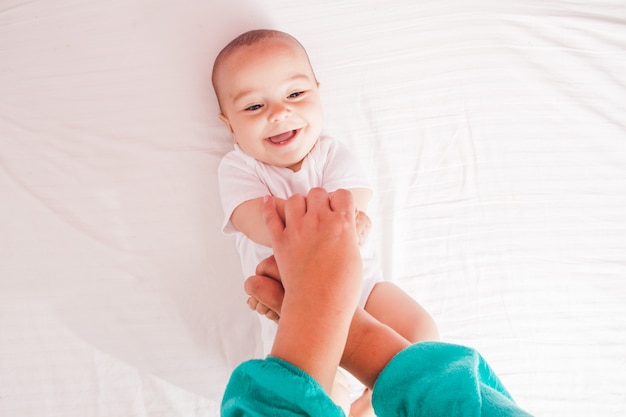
xmin=212 ymin=30 xmax=323 ymax=172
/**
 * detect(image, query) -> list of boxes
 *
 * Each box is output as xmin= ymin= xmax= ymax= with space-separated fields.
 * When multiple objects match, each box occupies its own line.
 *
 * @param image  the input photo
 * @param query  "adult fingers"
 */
xmin=262 ymin=196 xmax=284 ymax=244
xmin=255 ymin=255 xmax=282 ymax=283
xmin=265 ymin=310 xmax=280 ymax=323
xmin=248 ymin=295 xmax=280 ymax=322
xmin=255 ymin=302 xmax=271 ymax=316
xmin=305 ymin=187 xmax=331 ymax=213
xmin=328 ymin=188 xmax=355 ymax=215
xmin=283 ymin=193 xmax=306 ymax=224
xmin=244 ymin=274 xmax=285 ymax=315
xmin=247 ymin=296 xmax=259 ymax=311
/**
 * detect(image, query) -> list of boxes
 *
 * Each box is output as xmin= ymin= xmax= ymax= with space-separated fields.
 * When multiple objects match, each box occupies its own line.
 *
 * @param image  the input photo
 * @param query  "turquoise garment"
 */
xmin=222 ymin=356 xmax=345 ymax=416
xmin=221 ymin=342 xmax=533 ymax=417
xmin=373 ymin=342 xmax=533 ymax=417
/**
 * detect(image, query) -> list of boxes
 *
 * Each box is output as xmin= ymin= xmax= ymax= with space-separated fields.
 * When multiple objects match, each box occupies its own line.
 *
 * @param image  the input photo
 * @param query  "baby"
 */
xmin=212 ymin=29 xmax=438 ymax=416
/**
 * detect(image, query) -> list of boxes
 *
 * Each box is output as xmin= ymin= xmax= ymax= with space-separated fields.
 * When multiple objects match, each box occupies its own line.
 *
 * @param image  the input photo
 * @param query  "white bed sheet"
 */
xmin=1 ymin=0 xmax=625 ymax=416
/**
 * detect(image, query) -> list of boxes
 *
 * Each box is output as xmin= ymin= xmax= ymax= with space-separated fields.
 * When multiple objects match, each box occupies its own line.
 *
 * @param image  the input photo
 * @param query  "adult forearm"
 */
xmin=271 ymin=298 xmax=355 ymax=393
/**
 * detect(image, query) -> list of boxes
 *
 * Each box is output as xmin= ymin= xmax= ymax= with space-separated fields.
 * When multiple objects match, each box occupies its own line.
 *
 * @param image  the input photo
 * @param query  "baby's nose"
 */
xmin=269 ymin=104 xmax=292 ymax=122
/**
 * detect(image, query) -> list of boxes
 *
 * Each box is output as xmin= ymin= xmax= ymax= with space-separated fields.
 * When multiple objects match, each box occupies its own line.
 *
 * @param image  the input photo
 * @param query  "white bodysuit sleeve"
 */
xmin=320 ymin=137 xmax=372 ymax=193
xmin=218 ymin=152 xmax=270 ymax=235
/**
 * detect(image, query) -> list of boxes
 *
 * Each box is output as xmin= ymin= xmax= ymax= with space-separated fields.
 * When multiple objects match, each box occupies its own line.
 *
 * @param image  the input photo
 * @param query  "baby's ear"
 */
xmin=218 ymin=113 xmax=236 ymax=139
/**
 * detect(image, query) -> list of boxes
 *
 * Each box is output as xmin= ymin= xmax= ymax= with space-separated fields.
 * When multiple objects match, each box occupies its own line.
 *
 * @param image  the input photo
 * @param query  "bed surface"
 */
xmin=1 ymin=1 xmax=625 ymax=415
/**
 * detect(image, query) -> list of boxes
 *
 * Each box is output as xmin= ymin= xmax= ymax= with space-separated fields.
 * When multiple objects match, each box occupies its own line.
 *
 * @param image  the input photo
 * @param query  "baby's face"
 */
xmin=216 ymin=37 xmax=323 ymax=171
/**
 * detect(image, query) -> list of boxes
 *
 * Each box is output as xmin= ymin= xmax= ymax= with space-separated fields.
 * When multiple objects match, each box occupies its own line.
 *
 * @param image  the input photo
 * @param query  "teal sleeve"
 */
xmin=372 ymin=342 xmax=533 ymax=417
xmin=221 ymin=356 xmax=345 ymax=417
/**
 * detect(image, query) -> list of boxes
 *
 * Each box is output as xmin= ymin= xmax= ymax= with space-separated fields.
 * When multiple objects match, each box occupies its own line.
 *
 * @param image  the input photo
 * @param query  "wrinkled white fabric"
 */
xmin=1 ymin=1 xmax=625 ymax=416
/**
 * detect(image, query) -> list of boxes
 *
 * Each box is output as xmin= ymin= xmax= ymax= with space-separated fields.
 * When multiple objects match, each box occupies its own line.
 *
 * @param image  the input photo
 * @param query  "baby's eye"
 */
xmin=245 ymin=104 xmax=263 ymax=111
xmin=288 ymin=91 xmax=304 ymax=99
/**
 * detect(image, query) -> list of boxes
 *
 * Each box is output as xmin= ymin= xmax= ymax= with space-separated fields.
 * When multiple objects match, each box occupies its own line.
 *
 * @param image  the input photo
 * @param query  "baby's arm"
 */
xmin=231 ymin=197 xmax=286 ymax=247
xmin=232 ymin=188 xmax=369 ymax=248
xmin=355 ymin=210 xmax=372 ymax=247
xmin=348 ymin=187 xmax=372 ymax=214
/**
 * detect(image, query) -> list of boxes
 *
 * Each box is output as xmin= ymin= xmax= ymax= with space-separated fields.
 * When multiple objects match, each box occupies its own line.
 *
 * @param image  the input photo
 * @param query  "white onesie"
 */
xmin=218 ymin=135 xmax=382 ymax=354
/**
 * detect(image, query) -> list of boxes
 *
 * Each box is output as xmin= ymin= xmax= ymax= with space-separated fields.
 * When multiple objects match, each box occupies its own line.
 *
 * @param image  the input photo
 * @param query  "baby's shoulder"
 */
xmin=312 ymin=134 xmax=340 ymax=156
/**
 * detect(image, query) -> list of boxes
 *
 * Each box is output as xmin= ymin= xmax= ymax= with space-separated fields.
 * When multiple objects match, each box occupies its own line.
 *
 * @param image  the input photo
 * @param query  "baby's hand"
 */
xmin=355 ymin=210 xmax=371 ymax=246
xmin=247 ymin=294 xmax=280 ymax=323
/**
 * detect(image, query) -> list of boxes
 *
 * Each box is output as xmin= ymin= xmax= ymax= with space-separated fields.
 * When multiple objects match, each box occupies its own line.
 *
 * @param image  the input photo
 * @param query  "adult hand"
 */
xmin=260 ymin=188 xmax=363 ymax=393
xmin=263 ymin=188 xmax=362 ymax=299
xmin=245 ymin=256 xmax=282 ymax=322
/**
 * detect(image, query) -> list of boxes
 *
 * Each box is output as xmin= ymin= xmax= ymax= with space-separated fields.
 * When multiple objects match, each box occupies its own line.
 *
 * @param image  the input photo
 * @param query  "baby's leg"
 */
xmin=347 ymin=282 xmax=438 ymax=417
xmin=364 ymin=281 xmax=439 ymax=343
xmin=349 ymin=388 xmax=376 ymax=417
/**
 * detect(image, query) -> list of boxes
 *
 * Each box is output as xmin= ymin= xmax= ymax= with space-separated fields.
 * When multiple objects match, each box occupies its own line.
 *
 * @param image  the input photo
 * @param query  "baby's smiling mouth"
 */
xmin=267 ymin=129 xmax=299 ymax=145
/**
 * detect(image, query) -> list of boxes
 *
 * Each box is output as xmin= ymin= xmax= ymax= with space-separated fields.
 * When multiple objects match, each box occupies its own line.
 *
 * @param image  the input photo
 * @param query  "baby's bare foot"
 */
xmin=349 ymin=388 xmax=377 ymax=417
xmin=330 ymin=370 xmax=351 ymax=416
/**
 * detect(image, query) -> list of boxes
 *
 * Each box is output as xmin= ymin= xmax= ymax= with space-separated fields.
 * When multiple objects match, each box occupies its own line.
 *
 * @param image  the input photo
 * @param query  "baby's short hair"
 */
xmin=219 ymin=29 xmax=295 ymax=53
xmin=211 ymin=29 xmax=311 ymax=109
